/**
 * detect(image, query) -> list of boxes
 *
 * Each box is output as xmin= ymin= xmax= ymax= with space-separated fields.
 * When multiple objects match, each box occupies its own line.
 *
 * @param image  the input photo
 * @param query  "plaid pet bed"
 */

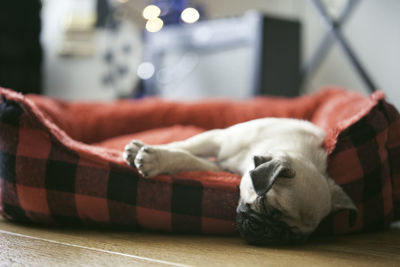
xmin=0 ymin=87 xmax=399 ymax=235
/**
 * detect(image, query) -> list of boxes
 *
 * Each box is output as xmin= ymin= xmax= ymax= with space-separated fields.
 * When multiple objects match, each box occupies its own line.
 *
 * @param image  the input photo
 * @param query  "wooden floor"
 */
xmin=0 ymin=218 xmax=399 ymax=266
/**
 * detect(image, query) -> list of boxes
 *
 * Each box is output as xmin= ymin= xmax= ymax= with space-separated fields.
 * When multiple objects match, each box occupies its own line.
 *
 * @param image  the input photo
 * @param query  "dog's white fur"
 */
xmin=123 ymin=118 xmax=356 ymax=234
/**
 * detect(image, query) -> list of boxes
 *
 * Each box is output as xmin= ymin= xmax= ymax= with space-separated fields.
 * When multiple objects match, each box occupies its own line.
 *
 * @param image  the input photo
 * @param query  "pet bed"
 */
xmin=0 ymin=87 xmax=399 ymax=236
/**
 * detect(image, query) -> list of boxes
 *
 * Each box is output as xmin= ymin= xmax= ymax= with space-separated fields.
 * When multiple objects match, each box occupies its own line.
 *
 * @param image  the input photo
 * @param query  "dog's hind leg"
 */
xmin=133 ymin=146 xmax=222 ymax=178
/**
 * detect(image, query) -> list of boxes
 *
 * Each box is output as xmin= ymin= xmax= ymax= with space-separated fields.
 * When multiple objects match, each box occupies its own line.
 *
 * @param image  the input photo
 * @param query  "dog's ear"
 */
xmin=329 ymin=180 xmax=358 ymax=227
xmin=253 ymin=155 xmax=273 ymax=167
xmin=250 ymin=157 xmax=296 ymax=196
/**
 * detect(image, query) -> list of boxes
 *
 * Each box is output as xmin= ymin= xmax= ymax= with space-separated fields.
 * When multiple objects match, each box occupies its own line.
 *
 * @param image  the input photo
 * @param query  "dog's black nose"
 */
xmin=236 ymin=206 xmax=309 ymax=246
xmin=236 ymin=207 xmax=267 ymax=245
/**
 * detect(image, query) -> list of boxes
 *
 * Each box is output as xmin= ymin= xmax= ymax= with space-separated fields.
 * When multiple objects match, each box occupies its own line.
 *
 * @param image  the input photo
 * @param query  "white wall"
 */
xmin=303 ymin=0 xmax=400 ymax=108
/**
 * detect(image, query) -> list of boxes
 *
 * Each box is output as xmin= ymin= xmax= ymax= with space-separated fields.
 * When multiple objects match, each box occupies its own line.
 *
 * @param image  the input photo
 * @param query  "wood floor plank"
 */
xmin=0 ymin=231 xmax=175 ymax=266
xmin=1 ymin=218 xmax=399 ymax=266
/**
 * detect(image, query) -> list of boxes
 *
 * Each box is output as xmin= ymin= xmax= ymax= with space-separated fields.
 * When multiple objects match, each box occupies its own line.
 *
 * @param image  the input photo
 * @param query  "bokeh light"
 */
xmin=137 ymin=62 xmax=155 ymax=80
xmin=145 ymin=17 xmax=164 ymax=32
xmin=181 ymin=7 xmax=200 ymax=24
xmin=142 ymin=5 xmax=161 ymax=20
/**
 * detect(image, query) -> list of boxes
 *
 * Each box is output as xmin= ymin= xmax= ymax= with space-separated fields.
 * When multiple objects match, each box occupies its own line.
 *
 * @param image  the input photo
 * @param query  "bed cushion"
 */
xmin=0 ymin=87 xmax=399 ymax=235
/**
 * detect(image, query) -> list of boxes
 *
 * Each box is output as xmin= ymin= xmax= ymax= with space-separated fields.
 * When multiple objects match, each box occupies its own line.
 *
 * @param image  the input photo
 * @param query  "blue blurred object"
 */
xmin=151 ymin=0 xmax=203 ymax=25
xmin=152 ymin=0 xmax=186 ymax=24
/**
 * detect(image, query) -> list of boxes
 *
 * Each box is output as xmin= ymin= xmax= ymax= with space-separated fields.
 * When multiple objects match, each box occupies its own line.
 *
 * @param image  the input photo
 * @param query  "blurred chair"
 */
xmin=302 ymin=0 xmax=377 ymax=93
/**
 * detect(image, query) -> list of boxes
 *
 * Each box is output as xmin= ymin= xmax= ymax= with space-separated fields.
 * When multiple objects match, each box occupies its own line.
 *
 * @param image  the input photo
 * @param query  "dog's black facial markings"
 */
xmin=236 ymin=197 xmax=309 ymax=246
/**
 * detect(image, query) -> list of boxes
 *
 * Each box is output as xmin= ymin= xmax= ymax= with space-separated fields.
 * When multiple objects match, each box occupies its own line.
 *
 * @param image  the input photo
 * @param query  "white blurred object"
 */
xmin=137 ymin=62 xmax=155 ymax=80
xmin=145 ymin=17 xmax=164 ymax=32
xmin=142 ymin=5 xmax=161 ymax=20
xmin=102 ymin=21 xmax=143 ymax=97
xmin=181 ymin=7 xmax=200 ymax=24
xmin=142 ymin=11 xmax=263 ymax=100
xmin=41 ymin=0 xmax=142 ymax=100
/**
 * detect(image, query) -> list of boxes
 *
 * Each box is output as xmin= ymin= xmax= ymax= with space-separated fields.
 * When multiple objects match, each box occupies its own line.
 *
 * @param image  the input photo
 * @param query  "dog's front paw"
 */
xmin=123 ymin=140 xmax=145 ymax=166
xmin=134 ymin=146 xmax=163 ymax=178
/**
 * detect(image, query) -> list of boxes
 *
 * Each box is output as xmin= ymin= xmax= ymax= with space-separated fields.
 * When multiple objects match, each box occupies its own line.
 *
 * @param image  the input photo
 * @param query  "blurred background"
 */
xmin=0 ymin=0 xmax=399 ymax=107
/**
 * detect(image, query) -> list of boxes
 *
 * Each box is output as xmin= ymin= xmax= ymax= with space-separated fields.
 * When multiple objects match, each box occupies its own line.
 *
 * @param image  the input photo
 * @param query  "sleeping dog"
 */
xmin=123 ymin=118 xmax=357 ymax=245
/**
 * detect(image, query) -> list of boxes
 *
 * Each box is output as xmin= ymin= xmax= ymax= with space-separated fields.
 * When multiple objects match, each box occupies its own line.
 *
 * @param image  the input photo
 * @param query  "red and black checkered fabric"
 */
xmin=0 ymin=87 xmax=399 ymax=235
xmin=316 ymin=99 xmax=400 ymax=235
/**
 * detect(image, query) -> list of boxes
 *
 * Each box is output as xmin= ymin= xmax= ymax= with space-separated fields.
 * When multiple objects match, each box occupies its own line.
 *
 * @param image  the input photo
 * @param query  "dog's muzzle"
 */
xmin=236 ymin=203 xmax=309 ymax=246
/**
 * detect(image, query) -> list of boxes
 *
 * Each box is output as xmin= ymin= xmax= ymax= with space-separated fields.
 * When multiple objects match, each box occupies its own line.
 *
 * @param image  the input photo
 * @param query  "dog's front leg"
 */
xmin=123 ymin=129 xmax=224 ymax=177
xmin=132 ymin=146 xmax=222 ymax=178
xmin=123 ymin=129 xmax=223 ymax=163
xmin=162 ymin=129 xmax=223 ymax=157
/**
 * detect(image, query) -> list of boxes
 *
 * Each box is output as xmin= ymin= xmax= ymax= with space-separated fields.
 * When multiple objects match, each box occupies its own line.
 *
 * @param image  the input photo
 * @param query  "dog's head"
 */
xmin=236 ymin=153 xmax=357 ymax=245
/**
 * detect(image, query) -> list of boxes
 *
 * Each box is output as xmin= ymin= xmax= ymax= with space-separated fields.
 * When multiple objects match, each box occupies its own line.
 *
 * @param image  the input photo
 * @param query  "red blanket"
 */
xmin=0 ymin=87 xmax=399 ymax=235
